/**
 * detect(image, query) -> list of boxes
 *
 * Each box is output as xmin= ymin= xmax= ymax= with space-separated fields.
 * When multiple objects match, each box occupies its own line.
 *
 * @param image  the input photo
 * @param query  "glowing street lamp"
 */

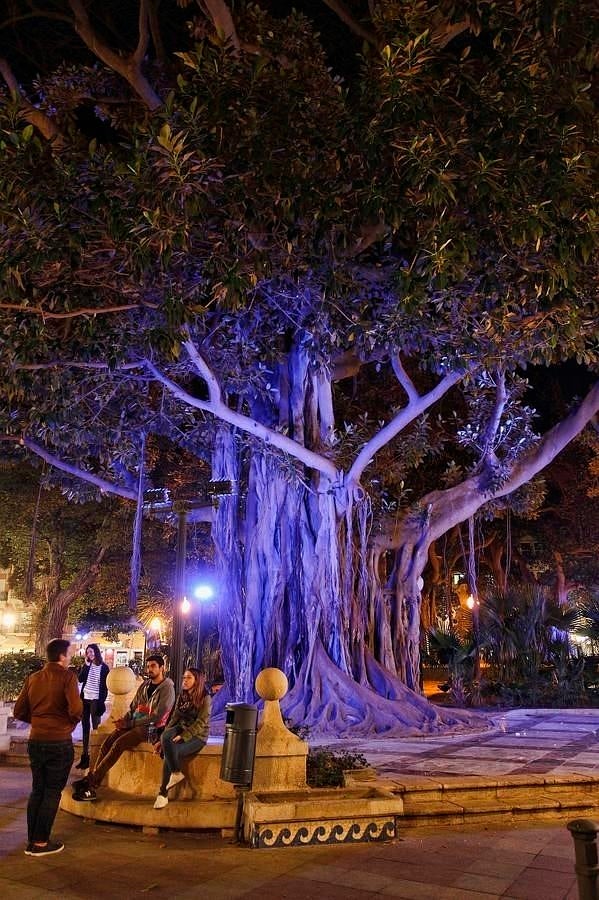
xmin=145 ymin=616 xmax=163 ymax=656
xmin=193 ymin=584 xmax=214 ymax=601
xmin=1 ymin=612 xmax=16 ymax=632
xmin=149 ymin=616 xmax=163 ymax=633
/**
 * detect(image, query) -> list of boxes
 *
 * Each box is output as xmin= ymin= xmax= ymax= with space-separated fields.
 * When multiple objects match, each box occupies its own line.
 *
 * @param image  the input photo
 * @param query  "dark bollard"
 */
xmin=568 ymin=818 xmax=599 ymax=900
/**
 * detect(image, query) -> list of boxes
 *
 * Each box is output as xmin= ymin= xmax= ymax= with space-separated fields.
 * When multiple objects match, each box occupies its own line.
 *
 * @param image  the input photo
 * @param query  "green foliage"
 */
xmin=0 ymin=464 xmax=110 ymax=593
xmin=429 ymin=582 xmax=591 ymax=707
xmin=0 ymin=1 xmax=595 ymax=509
xmin=286 ymin=716 xmax=370 ymax=786
xmin=428 ymin=625 xmax=477 ymax=705
xmin=0 ymin=653 xmax=44 ymax=701
xmin=306 ymin=747 xmax=370 ymax=788
xmin=362 ymin=0 xmax=598 ymax=344
xmin=73 ymin=609 xmax=139 ymax=641
xmin=490 ymin=647 xmax=587 ymax=709
xmin=480 ymin=585 xmax=582 ymax=684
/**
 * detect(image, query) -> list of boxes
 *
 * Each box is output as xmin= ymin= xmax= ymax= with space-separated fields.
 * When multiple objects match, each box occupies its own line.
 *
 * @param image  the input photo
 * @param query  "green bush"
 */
xmin=0 ymin=653 xmax=45 ymax=701
xmin=307 ymin=748 xmax=369 ymax=787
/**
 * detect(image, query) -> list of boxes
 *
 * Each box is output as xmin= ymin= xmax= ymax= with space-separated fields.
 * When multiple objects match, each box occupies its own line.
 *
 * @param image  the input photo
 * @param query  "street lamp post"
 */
xmin=170 ymin=504 xmax=188 ymax=690
xmin=142 ymin=482 xmax=233 ymax=692
xmin=192 ymin=583 xmax=215 ymax=668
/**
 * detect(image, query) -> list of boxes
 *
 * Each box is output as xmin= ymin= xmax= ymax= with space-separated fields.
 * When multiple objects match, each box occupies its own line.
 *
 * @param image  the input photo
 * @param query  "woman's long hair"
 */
xmin=182 ymin=668 xmax=207 ymax=709
xmin=86 ymin=643 xmax=103 ymax=665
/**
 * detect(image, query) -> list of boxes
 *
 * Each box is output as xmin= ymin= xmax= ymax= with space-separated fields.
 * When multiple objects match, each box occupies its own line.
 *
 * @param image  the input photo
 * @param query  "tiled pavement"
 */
xmin=3 ymin=709 xmax=599 ymax=898
xmin=0 ymin=766 xmax=581 ymax=899
xmin=319 ymin=709 xmax=599 ymax=780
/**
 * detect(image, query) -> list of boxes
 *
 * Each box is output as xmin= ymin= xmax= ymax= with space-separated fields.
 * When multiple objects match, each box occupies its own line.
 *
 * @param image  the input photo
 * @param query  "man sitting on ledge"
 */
xmin=73 ymin=654 xmax=175 ymax=802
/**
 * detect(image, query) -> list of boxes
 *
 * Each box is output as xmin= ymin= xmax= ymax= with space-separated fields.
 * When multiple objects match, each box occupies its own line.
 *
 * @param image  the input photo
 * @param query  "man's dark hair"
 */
xmin=86 ymin=643 xmax=103 ymax=665
xmin=146 ymin=654 xmax=165 ymax=668
xmin=47 ymin=638 xmax=71 ymax=662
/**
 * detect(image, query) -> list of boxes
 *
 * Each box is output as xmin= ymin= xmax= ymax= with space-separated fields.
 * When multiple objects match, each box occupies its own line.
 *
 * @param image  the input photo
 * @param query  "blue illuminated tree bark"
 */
xmin=0 ymin=0 xmax=597 ymax=733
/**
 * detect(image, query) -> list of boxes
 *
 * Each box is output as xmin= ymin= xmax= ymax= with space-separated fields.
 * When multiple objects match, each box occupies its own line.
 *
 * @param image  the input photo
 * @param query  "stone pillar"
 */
xmin=252 ymin=668 xmax=308 ymax=792
xmin=89 ymin=667 xmax=139 ymax=764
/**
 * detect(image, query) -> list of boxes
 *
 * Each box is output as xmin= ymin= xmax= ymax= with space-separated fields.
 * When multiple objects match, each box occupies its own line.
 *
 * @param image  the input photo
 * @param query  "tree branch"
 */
xmin=146 ymin=356 xmax=339 ymax=480
xmin=495 ymin=380 xmax=599 ymax=502
xmin=348 ymin=369 xmax=463 ymax=485
xmin=321 ymin=0 xmax=378 ymax=47
xmin=58 ymin=545 xmax=107 ymax=602
xmin=133 ymin=0 xmax=152 ymax=66
xmin=201 ymin=0 xmax=240 ymax=52
xmin=9 ymin=360 xmax=143 ymax=372
xmin=147 ymin=0 xmax=166 ymax=63
xmin=2 ymin=436 xmax=138 ymax=501
xmin=182 ymin=337 xmax=223 ymax=405
xmin=477 ymin=369 xmax=507 ymax=466
xmin=375 ymin=379 xmax=599 ymax=551
xmin=0 ymin=301 xmax=159 ymax=319
xmin=391 ymin=353 xmax=419 ymax=402
xmin=67 ymin=0 xmax=162 ymax=110
xmin=0 ymin=56 xmax=65 ymax=147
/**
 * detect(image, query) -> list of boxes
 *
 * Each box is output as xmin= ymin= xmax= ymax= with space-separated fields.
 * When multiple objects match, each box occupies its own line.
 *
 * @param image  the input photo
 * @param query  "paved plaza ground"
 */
xmin=320 ymin=708 xmax=599 ymax=779
xmin=2 ymin=708 xmax=599 ymax=898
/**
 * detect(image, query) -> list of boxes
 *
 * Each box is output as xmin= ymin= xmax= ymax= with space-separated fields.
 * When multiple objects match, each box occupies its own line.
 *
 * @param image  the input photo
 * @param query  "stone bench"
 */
xmin=60 ymin=737 xmax=240 ymax=830
xmin=60 ymin=666 xmax=308 ymax=834
xmin=99 ymin=737 xmax=236 ymax=800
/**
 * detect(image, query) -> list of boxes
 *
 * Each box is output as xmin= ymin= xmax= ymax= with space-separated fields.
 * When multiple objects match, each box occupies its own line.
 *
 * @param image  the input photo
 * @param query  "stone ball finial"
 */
xmin=255 ymin=667 xmax=288 ymax=701
xmin=106 ymin=665 xmax=137 ymax=696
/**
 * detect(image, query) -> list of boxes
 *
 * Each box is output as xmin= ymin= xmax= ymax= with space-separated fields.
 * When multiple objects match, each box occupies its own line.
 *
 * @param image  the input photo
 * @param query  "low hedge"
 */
xmin=0 ymin=653 xmax=45 ymax=701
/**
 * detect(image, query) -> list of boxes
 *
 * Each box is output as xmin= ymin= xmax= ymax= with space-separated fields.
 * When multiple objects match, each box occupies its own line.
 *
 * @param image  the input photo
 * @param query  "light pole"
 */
xmin=193 ymin=583 xmax=215 ymax=668
xmin=170 ymin=503 xmax=188 ymax=690
xmin=141 ymin=482 xmax=233 ymax=691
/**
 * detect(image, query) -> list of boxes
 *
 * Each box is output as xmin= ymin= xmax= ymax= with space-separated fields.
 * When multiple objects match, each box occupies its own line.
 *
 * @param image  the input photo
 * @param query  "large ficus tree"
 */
xmin=0 ymin=0 xmax=597 ymax=733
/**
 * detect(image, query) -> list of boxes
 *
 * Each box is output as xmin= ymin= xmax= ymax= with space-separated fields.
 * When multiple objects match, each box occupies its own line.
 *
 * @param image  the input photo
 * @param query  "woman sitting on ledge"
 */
xmin=153 ymin=667 xmax=211 ymax=810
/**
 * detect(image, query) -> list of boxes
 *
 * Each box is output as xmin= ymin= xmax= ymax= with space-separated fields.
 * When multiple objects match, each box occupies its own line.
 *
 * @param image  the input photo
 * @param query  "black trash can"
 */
xmin=220 ymin=702 xmax=258 ymax=787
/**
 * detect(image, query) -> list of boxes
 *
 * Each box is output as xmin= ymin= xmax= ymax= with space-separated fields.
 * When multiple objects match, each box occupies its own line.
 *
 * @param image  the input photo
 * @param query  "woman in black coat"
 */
xmin=76 ymin=644 xmax=109 ymax=770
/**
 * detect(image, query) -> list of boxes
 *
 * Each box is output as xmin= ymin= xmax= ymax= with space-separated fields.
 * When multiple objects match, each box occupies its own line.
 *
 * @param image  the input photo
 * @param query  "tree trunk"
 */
xmin=209 ymin=345 xmax=483 ymax=734
xmin=35 ymin=547 xmax=106 ymax=654
xmin=553 ymin=551 xmax=573 ymax=606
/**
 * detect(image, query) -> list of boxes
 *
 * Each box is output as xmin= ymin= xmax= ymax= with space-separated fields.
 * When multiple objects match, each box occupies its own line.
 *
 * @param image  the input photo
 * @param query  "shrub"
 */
xmin=307 ymin=748 xmax=369 ymax=787
xmin=0 ymin=653 xmax=45 ymax=701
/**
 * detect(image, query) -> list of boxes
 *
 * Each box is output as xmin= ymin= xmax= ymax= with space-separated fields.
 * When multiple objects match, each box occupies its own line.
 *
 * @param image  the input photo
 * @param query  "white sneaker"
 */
xmin=166 ymin=772 xmax=185 ymax=791
xmin=153 ymin=795 xmax=168 ymax=809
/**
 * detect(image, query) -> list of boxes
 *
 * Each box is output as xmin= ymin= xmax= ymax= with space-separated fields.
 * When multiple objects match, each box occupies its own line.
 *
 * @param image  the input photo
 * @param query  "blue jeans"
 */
xmin=27 ymin=740 xmax=74 ymax=843
xmin=159 ymin=726 xmax=205 ymax=795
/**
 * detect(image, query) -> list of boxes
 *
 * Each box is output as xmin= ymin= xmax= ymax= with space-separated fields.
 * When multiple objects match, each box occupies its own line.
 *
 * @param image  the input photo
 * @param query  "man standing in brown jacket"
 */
xmin=14 ymin=638 xmax=83 ymax=856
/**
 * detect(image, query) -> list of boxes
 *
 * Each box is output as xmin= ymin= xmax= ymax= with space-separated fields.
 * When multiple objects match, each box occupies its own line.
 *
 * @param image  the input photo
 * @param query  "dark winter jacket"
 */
xmin=78 ymin=661 xmax=109 ymax=716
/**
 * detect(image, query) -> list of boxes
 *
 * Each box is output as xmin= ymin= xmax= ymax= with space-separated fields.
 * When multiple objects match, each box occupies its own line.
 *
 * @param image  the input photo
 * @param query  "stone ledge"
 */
xmin=246 ymin=786 xmax=401 ymax=822
xmin=60 ymin=786 xmax=238 ymax=830
xmin=60 ymin=729 xmax=308 ymax=832
xmin=243 ymin=788 xmax=400 ymax=849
